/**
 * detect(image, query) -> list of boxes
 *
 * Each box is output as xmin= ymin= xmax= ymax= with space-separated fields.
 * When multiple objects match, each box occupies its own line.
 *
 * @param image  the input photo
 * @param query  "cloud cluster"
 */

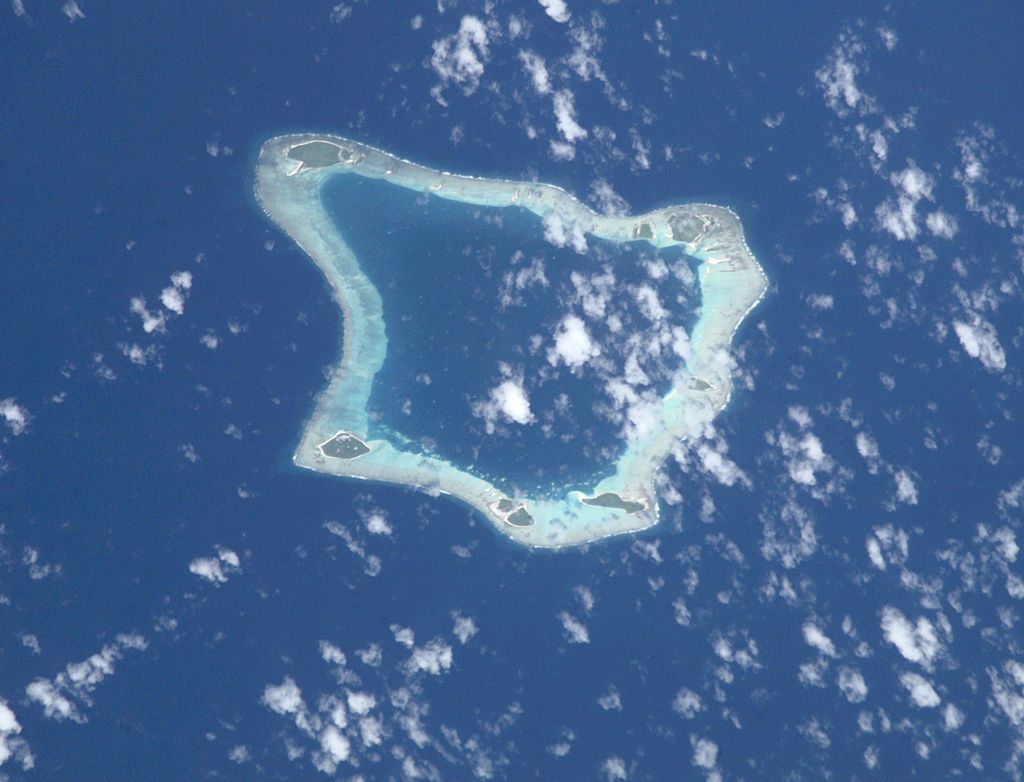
xmin=130 ymin=270 xmax=194 ymax=335
xmin=430 ymin=16 xmax=491 ymax=102
xmin=880 ymin=606 xmax=946 ymax=671
xmin=26 ymin=634 xmax=148 ymax=723
xmin=188 ymin=546 xmax=242 ymax=585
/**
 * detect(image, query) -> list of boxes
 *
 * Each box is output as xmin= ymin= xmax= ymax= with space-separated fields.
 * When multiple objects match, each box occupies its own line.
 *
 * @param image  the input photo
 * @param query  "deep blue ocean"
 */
xmin=2 ymin=2 xmax=1024 ymax=780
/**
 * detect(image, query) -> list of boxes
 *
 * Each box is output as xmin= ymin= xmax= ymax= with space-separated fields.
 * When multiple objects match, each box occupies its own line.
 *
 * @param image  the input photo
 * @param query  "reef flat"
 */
xmin=255 ymin=134 xmax=767 ymax=548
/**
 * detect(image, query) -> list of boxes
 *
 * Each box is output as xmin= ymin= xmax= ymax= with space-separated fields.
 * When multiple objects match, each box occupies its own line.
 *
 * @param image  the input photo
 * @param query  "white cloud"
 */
xmin=601 ymin=756 xmax=627 ymax=781
xmin=62 ymin=1 xmax=84 ymax=22
xmin=320 ymin=640 xmax=346 ymax=666
xmin=816 ymin=31 xmax=875 ymax=117
xmin=953 ymin=125 xmax=1021 ymax=228
xmin=537 ymin=0 xmax=571 ymax=23
xmin=160 ymin=270 xmax=193 ymax=315
xmin=925 ymin=209 xmax=959 ymax=239
xmin=188 ymin=547 xmax=241 ymax=584
xmin=866 ymin=524 xmax=908 ymax=571
xmin=694 ymin=441 xmax=749 ymax=488
xmin=837 ymin=667 xmax=868 ymax=703
xmin=855 ymin=431 xmax=880 ymax=472
xmin=590 ymin=178 xmax=629 ymax=216
xmin=880 ymin=606 xmax=944 ymax=670
xmin=0 ymin=398 xmax=30 ymax=436
xmin=802 ymin=622 xmax=836 ymax=657
xmin=130 ymin=296 xmax=166 ymax=334
xmin=989 ymin=661 xmax=1024 ymax=731
xmin=672 ymin=688 xmax=703 ymax=718
xmin=451 ymin=612 xmax=478 ymax=644
xmin=228 ymin=745 xmax=251 ymax=764
xmin=761 ymin=496 xmax=818 ymax=569
xmin=953 ymin=315 xmax=1006 ymax=371
xmin=318 ymin=724 xmax=351 ymax=765
xmin=893 ymin=470 xmax=918 ymax=505
xmin=893 ymin=162 xmax=934 ymax=200
xmin=776 ymin=429 xmax=834 ymax=487
xmin=405 ymin=638 xmax=453 ymax=675
xmin=900 ymin=671 xmax=940 ymax=708
xmin=558 ymin=611 xmax=590 ymax=643
xmin=942 ymin=702 xmax=964 ymax=732
xmin=0 ymin=699 xmax=33 ymax=771
xmin=875 ymin=161 xmax=936 ymax=241
xmin=363 ymin=511 xmax=392 ymax=536
xmin=878 ymin=26 xmax=898 ymax=50
xmin=806 ymin=293 xmax=834 ymax=310
xmin=541 ymin=212 xmax=588 ymax=253
xmin=430 ymin=16 xmax=491 ymax=100
xmin=691 ymin=736 xmax=719 ymax=770
xmin=549 ymin=140 xmax=576 ymax=161
xmin=262 ymin=677 xmax=305 ymax=716
xmin=597 ymin=687 xmax=622 ymax=711
xmin=346 ymin=690 xmax=375 ymax=715
xmin=548 ymin=314 xmax=600 ymax=371
xmin=26 ymin=634 xmax=148 ymax=723
xmin=552 ymin=89 xmax=587 ymax=143
xmin=160 ymin=287 xmax=186 ymax=315
xmin=491 ymin=379 xmax=533 ymax=426
xmin=519 ymin=49 xmax=551 ymax=95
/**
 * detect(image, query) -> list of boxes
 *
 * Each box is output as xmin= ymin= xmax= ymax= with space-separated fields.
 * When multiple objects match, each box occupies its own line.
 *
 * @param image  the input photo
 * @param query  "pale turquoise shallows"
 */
xmin=255 ymin=135 xmax=768 ymax=548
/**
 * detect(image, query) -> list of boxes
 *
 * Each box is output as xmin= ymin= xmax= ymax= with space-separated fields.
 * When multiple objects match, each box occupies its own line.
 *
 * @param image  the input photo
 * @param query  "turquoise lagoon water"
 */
xmin=320 ymin=173 xmax=701 ymax=496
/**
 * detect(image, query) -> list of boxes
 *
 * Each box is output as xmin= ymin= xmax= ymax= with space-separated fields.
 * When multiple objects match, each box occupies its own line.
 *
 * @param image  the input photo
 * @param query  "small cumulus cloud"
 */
xmin=537 ymin=0 xmax=570 ymax=24
xmin=188 ymin=546 xmax=242 ymax=585
xmin=601 ymin=756 xmax=627 ymax=781
xmin=925 ymin=209 xmax=959 ymax=239
xmin=160 ymin=270 xmax=193 ymax=316
xmin=547 ymin=314 xmax=600 ymax=371
xmin=0 ymin=698 xmax=33 ymax=771
xmin=518 ymin=50 xmax=551 ymax=95
xmin=837 ymin=667 xmax=868 ymax=703
xmin=672 ymin=688 xmax=703 ymax=718
xmin=0 ymin=399 xmax=30 ymax=436
xmin=802 ymin=622 xmax=836 ymax=657
xmin=900 ymin=671 xmax=940 ymax=708
xmin=552 ymin=89 xmax=587 ymax=143
xmin=451 ymin=612 xmax=478 ymax=644
xmin=430 ymin=16 xmax=491 ymax=102
xmin=953 ymin=315 xmax=1006 ymax=372
xmin=472 ymin=374 xmax=535 ymax=433
xmin=130 ymin=297 xmax=166 ymax=334
xmin=880 ymin=606 xmax=946 ymax=670
xmin=893 ymin=469 xmax=918 ymax=505
xmin=558 ymin=611 xmax=590 ymax=644
xmin=691 ymin=736 xmax=719 ymax=771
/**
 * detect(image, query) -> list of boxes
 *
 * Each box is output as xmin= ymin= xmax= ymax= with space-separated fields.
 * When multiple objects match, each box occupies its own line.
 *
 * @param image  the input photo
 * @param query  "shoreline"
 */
xmin=255 ymin=134 xmax=768 ymax=549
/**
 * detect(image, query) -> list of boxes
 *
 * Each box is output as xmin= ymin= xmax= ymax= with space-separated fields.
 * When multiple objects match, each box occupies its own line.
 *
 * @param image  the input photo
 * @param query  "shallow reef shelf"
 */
xmin=255 ymin=134 xmax=768 ymax=549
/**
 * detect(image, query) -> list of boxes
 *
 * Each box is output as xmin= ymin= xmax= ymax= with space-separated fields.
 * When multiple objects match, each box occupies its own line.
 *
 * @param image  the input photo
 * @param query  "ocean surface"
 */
xmin=2 ymin=1 xmax=1024 ymax=780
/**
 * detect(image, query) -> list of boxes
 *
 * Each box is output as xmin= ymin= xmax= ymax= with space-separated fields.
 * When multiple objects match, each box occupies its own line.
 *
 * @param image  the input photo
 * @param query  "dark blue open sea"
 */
xmin=2 ymin=2 xmax=1023 ymax=780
